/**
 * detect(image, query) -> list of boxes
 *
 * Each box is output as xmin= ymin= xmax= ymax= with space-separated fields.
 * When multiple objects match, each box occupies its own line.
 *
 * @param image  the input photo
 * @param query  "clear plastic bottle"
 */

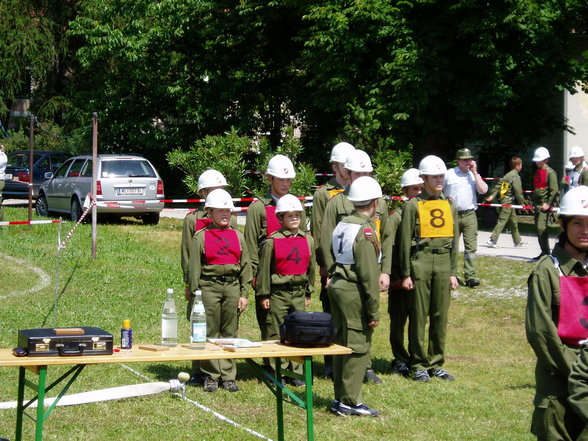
xmin=190 ymin=290 xmax=206 ymax=349
xmin=161 ymin=288 xmax=178 ymax=347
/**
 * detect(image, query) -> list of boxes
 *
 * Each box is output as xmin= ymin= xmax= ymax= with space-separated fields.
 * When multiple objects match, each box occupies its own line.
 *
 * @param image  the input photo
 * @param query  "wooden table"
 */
xmin=0 ymin=341 xmax=351 ymax=441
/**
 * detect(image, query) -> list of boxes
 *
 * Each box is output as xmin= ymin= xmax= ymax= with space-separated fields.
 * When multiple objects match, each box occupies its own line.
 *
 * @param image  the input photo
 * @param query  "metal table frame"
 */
xmin=0 ymin=342 xmax=350 ymax=441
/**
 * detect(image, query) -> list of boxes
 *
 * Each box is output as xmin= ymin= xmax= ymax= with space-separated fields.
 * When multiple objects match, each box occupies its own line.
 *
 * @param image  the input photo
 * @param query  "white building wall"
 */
xmin=564 ymin=84 xmax=588 ymax=160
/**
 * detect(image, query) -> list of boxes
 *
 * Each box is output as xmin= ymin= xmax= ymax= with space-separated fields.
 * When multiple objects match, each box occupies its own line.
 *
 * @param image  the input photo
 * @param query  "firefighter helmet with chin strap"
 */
xmin=205 ymin=189 xmax=235 ymax=209
xmin=266 ymin=155 xmax=296 ymax=179
xmin=401 ymin=168 xmax=424 ymax=188
xmin=559 ymin=185 xmax=588 ymax=217
xmin=347 ymin=176 xmax=382 ymax=204
xmin=276 ymin=194 xmax=303 ymax=213
xmin=344 ymin=149 xmax=373 ymax=173
xmin=330 ymin=142 xmax=356 ymax=163
xmin=533 ymin=146 xmax=550 ymax=162
xmin=197 ymin=169 xmax=228 ymax=192
xmin=418 ymin=155 xmax=447 ymax=176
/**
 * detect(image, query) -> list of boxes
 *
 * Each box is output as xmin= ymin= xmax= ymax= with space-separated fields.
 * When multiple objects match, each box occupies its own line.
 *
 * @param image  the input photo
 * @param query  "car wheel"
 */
xmin=36 ymin=194 xmax=49 ymax=217
xmin=142 ymin=212 xmax=160 ymax=225
xmin=71 ymin=198 xmax=83 ymax=222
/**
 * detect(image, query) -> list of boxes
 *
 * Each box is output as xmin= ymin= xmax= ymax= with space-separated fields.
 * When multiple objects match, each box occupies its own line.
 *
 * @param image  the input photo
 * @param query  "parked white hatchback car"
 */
xmin=36 ymin=154 xmax=165 ymax=224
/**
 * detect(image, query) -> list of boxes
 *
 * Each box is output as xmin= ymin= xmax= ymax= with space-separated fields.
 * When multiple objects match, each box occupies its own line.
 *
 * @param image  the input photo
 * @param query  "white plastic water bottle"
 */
xmin=161 ymin=288 xmax=178 ymax=347
xmin=190 ymin=290 xmax=206 ymax=349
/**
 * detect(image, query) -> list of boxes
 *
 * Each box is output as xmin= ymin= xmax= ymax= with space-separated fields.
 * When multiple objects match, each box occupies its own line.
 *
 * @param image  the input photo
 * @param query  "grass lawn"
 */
xmin=0 ymin=207 xmax=538 ymax=440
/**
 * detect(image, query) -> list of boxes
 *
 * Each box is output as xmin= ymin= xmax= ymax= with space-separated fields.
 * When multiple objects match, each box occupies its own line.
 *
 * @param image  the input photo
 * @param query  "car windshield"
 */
xmin=7 ymin=153 xmax=42 ymax=168
xmin=101 ymin=160 xmax=156 ymax=178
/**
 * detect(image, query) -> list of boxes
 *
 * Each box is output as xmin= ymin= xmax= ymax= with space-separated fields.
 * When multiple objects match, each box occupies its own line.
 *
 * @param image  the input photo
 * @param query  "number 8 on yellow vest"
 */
xmin=417 ymin=200 xmax=454 ymax=238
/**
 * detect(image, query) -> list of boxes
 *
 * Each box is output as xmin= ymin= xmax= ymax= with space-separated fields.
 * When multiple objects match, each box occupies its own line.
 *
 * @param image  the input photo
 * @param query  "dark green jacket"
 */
xmin=256 ymin=228 xmax=316 ymax=298
xmin=330 ymin=211 xmax=381 ymax=323
xmin=311 ymin=178 xmax=344 ymax=267
xmin=188 ymin=223 xmax=252 ymax=299
xmin=398 ymin=188 xmax=459 ymax=278
xmin=526 ymin=244 xmax=588 ymax=406
xmin=321 ymin=189 xmax=392 ymax=276
xmin=489 ymin=169 xmax=527 ymax=206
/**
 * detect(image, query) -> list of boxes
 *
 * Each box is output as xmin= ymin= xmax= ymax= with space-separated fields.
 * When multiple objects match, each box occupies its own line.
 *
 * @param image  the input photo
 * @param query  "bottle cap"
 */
xmin=122 ymin=319 xmax=131 ymax=329
xmin=167 ymin=288 xmax=174 ymax=295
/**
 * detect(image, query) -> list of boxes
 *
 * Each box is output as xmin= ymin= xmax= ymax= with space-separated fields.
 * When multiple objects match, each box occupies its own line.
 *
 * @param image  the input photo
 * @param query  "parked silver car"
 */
xmin=36 ymin=154 xmax=165 ymax=224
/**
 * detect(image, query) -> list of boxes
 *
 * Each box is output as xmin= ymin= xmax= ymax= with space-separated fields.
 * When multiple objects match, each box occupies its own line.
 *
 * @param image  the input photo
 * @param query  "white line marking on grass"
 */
xmin=121 ymin=364 xmax=274 ymax=441
xmin=0 ymin=252 xmax=51 ymax=299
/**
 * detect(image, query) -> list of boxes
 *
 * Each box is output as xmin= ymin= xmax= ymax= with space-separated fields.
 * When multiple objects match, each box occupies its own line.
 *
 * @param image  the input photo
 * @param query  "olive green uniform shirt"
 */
xmin=330 ymin=211 xmax=381 ymax=333
xmin=398 ymin=189 xmax=459 ymax=278
xmin=526 ymin=244 xmax=588 ymax=439
xmin=256 ymin=228 xmax=316 ymax=298
xmin=568 ymin=345 xmax=588 ymax=427
xmin=181 ymin=207 xmax=238 ymax=283
xmin=534 ymin=166 xmax=559 ymax=208
xmin=188 ymin=223 xmax=252 ymax=299
xmin=320 ymin=188 xmax=392 ymax=276
xmin=311 ymin=178 xmax=344 ymax=267
xmin=489 ymin=169 xmax=527 ymax=206
xmin=580 ymin=169 xmax=588 ymax=186
xmin=244 ymin=192 xmax=307 ymax=278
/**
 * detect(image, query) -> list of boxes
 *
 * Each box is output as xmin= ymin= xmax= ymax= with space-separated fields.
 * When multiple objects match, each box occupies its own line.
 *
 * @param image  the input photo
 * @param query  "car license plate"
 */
xmin=116 ymin=187 xmax=144 ymax=196
xmin=4 ymin=174 xmax=12 ymax=180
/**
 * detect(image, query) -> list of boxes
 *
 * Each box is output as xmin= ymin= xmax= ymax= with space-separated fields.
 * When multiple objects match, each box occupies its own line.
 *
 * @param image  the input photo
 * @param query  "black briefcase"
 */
xmin=17 ymin=327 xmax=113 ymax=357
xmin=279 ymin=311 xmax=337 ymax=348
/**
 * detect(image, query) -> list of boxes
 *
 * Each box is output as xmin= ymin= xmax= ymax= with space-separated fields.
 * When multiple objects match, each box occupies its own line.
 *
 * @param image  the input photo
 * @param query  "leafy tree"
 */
xmin=300 ymin=0 xmax=588 ymax=162
xmin=0 ymin=1 xmax=74 ymax=122
xmin=167 ymin=127 xmax=316 ymax=199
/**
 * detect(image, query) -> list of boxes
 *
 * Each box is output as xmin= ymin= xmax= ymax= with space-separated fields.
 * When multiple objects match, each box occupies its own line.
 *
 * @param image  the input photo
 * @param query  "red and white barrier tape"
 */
xmin=59 ymin=193 xmax=96 ymax=250
xmin=97 ymin=195 xmax=314 ymax=205
xmin=478 ymin=202 xmax=558 ymax=212
xmin=0 ymin=220 xmax=62 ymax=226
xmin=477 ymin=203 xmax=534 ymax=210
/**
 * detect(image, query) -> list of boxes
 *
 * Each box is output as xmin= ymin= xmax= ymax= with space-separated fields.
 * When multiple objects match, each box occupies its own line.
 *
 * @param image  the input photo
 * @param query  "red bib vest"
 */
xmin=196 ymin=217 xmax=212 ymax=231
xmin=273 ymin=236 xmax=310 ymax=275
xmin=265 ymin=206 xmax=281 ymax=237
xmin=557 ymin=275 xmax=588 ymax=346
xmin=534 ymin=169 xmax=548 ymax=189
xmin=204 ymin=229 xmax=241 ymax=265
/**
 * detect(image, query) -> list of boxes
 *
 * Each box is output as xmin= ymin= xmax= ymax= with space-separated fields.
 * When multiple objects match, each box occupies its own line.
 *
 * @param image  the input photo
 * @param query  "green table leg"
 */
xmin=15 ymin=367 xmax=25 ymax=441
xmin=275 ymin=357 xmax=284 ymax=441
xmin=35 ymin=366 xmax=47 ymax=441
xmin=303 ymin=357 xmax=314 ymax=441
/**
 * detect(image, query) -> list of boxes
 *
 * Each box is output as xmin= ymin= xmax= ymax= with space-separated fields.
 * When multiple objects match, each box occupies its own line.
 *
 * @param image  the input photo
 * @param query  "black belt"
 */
xmin=415 ymin=247 xmax=452 ymax=255
xmin=273 ymin=283 xmax=306 ymax=291
xmin=200 ymin=274 xmax=238 ymax=283
xmin=458 ymin=209 xmax=475 ymax=215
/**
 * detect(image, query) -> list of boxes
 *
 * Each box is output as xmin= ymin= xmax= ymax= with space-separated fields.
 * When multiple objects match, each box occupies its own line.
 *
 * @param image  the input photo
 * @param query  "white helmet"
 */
xmin=276 ymin=194 xmax=303 ymax=213
xmin=347 ymin=176 xmax=382 ymax=204
xmin=559 ymin=185 xmax=588 ymax=217
xmin=569 ymin=146 xmax=585 ymax=159
xmin=197 ymin=169 xmax=228 ymax=192
xmin=266 ymin=154 xmax=296 ymax=178
xmin=330 ymin=142 xmax=356 ymax=163
xmin=344 ymin=149 xmax=373 ymax=172
xmin=401 ymin=168 xmax=424 ymax=188
xmin=204 ymin=189 xmax=235 ymax=209
xmin=532 ymin=146 xmax=550 ymax=162
xmin=418 ymin=155 xmax=447 ymax=175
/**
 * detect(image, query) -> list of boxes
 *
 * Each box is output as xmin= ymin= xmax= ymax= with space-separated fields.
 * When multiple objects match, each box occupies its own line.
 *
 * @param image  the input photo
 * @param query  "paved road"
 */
xmin=4 ymin=199 xmax=554 ymax=261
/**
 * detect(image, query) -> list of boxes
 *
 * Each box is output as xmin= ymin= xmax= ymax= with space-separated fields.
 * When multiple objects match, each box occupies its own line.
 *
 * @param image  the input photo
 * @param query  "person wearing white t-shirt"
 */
xmin=443 ymin=148 xmax=488 ymax=288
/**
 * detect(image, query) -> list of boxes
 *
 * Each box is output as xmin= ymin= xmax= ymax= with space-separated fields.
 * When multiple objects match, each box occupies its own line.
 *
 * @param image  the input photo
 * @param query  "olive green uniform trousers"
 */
xmin=199 ymin=278 xmax=241 ymax=381
xmin=457 ymin=209 xmax=478 ymax=281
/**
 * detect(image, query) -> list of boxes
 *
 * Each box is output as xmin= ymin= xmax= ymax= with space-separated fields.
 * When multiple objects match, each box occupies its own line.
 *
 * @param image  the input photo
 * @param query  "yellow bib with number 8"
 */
xmin=418 ymin=200 xmax=454 ymax=238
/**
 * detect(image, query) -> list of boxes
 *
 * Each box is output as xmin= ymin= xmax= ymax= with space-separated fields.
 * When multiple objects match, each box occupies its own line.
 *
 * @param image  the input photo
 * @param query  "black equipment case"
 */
xmin=279 ymin=311 xmax=336 ymax=347
xmin=17 ymin=327 xmax=113 ymax=357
